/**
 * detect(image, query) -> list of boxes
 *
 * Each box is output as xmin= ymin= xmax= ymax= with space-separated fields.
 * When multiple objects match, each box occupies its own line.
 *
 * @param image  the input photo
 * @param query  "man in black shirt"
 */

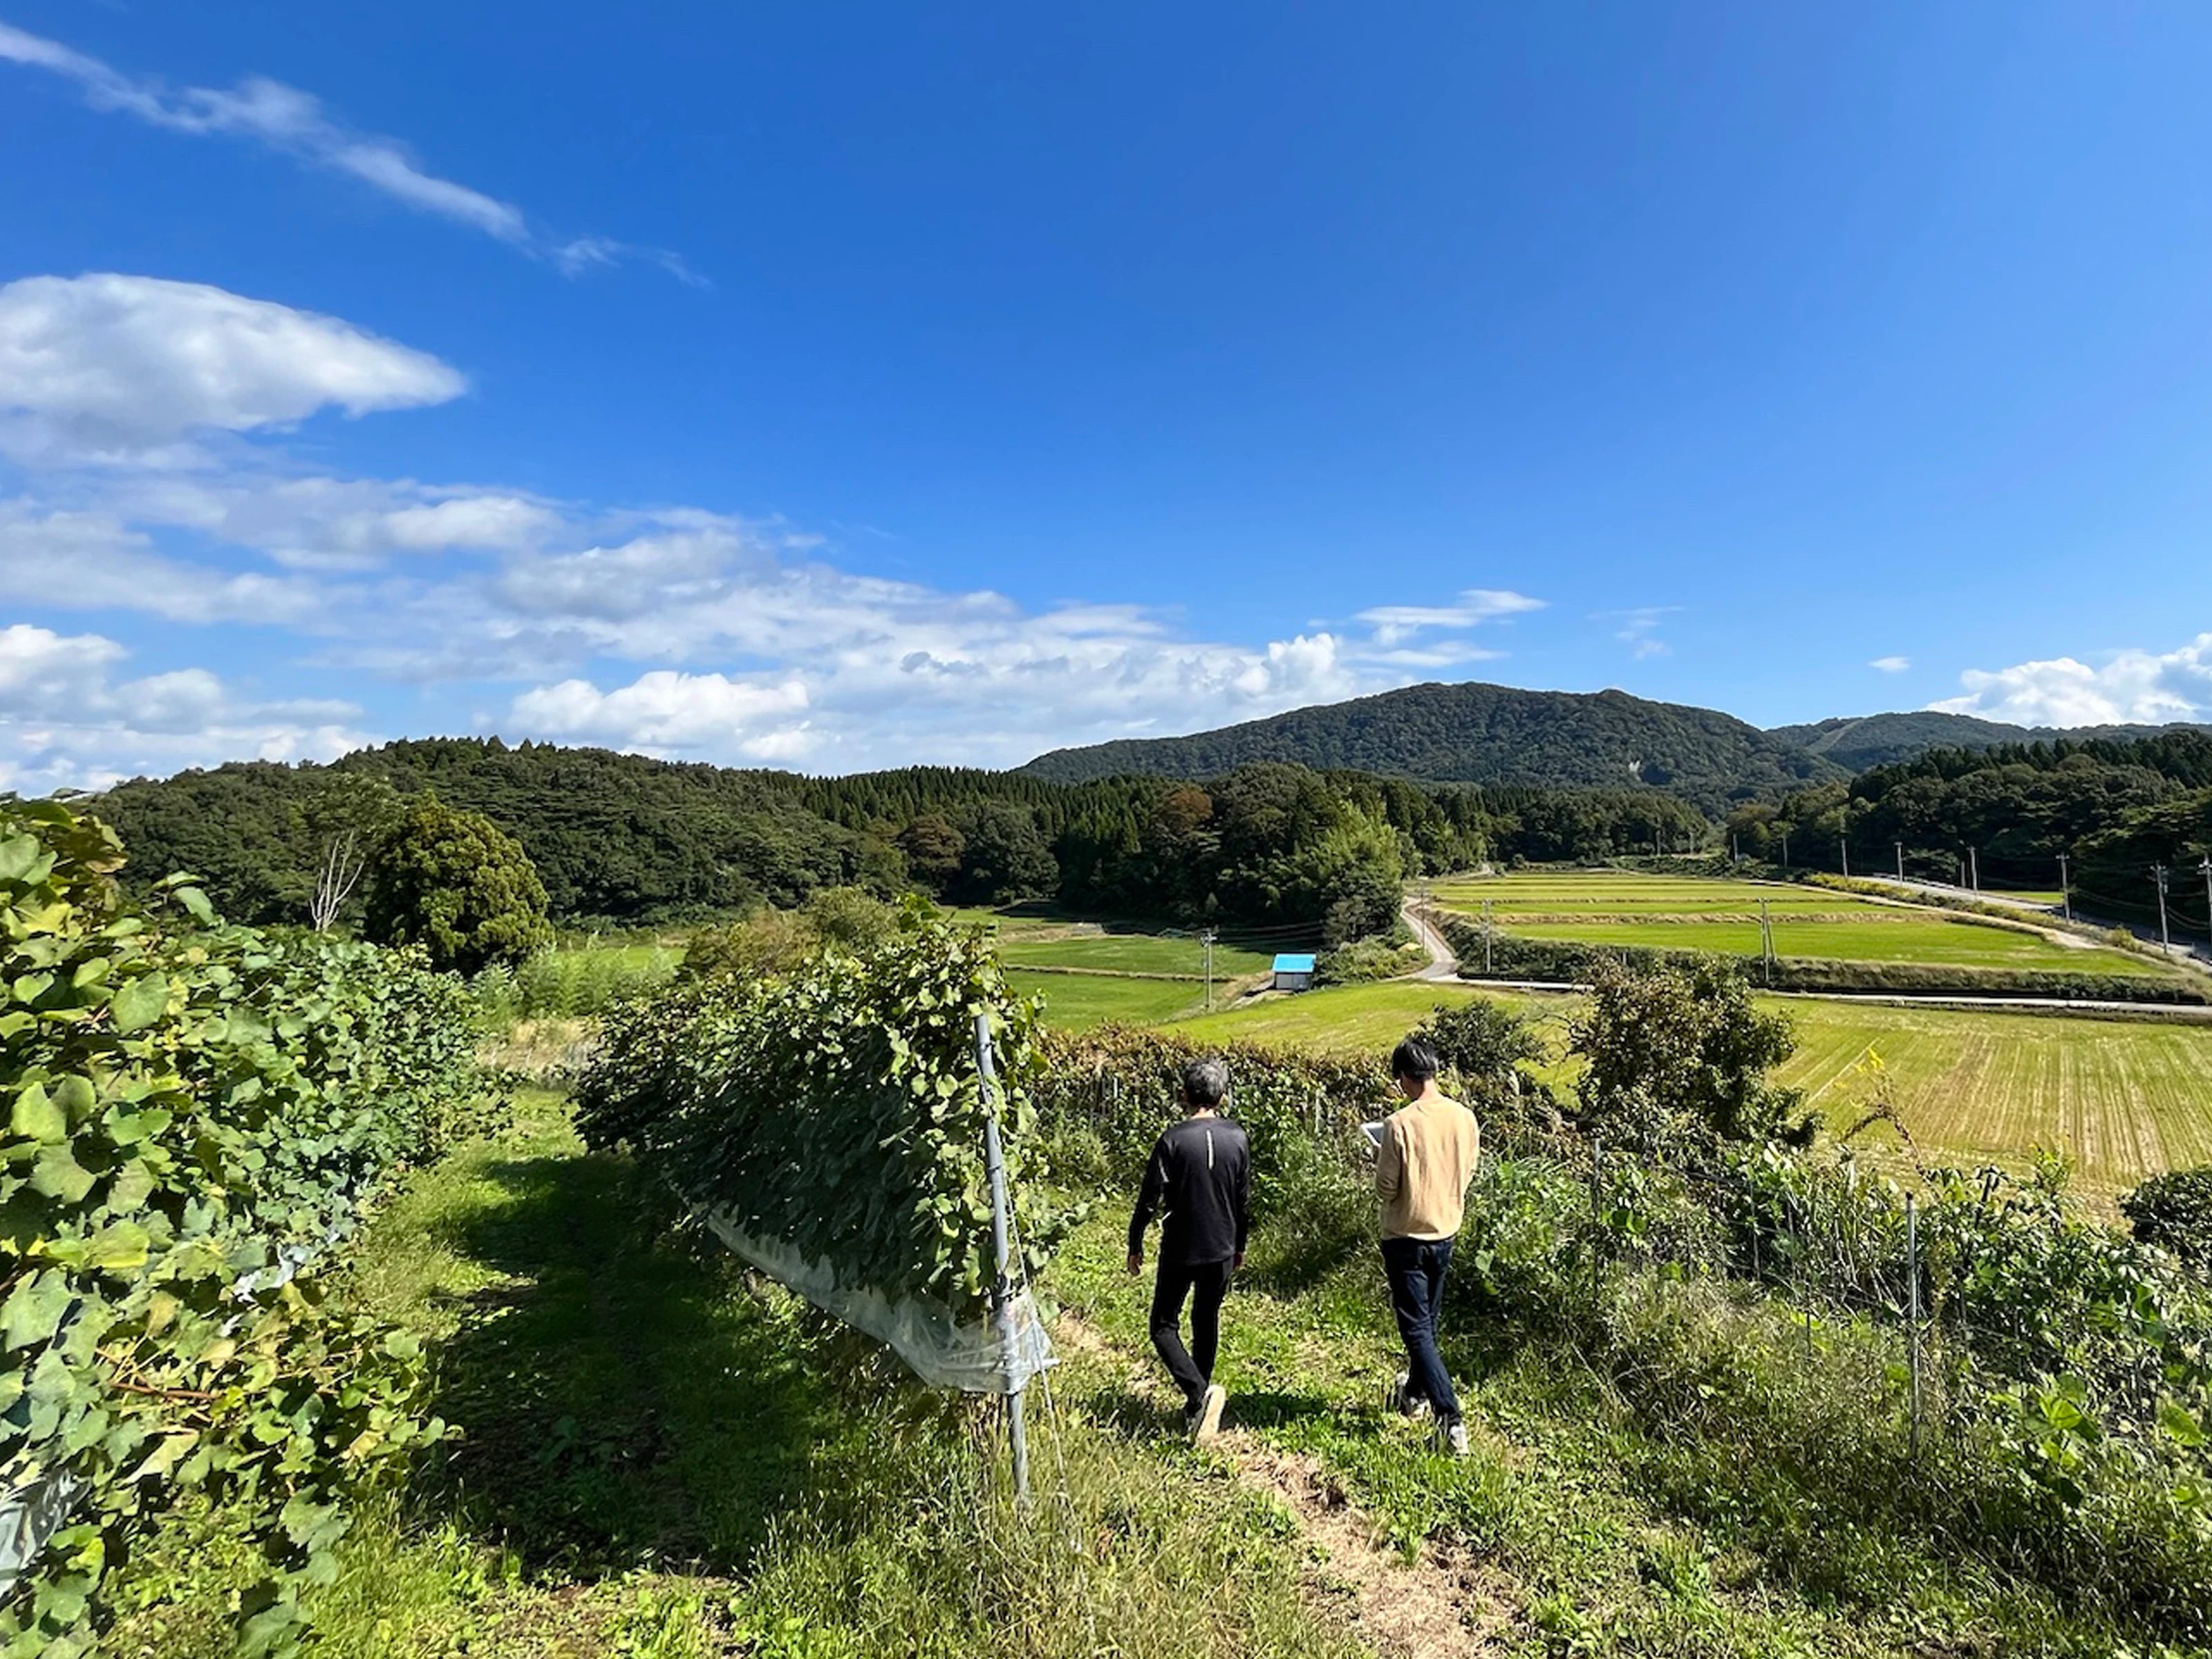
xmin=1127 ymin=1056 xmax=1250 ymax=1441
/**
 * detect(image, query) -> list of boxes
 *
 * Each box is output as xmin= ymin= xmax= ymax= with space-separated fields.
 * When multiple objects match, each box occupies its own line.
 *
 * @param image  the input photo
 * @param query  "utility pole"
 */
xmin=1780 ymin=832 xmax=1790 ymax=874
xmin=2155 ymin=865 xmax=2172 ymax=955
xmin=1895 ymin=842 xmax=1905 ymax=883
xmin=2202 ymin=858 xmax=2212 ymax=951
xmin=1839 ymin=837 xmax=1850 ymax=880
xmin=1201 ymin=928 xmax=1217 ymax=1011
xmin=1969 ymin=847 xmax=1980 ymax=892
xmin=2057 ymin=853 xmax=2072 ymax=923
xmin=1759 ymin=897 xmax=1774 ymax=986
xmin=1481 ymin=899 xmax=1494 ymax=975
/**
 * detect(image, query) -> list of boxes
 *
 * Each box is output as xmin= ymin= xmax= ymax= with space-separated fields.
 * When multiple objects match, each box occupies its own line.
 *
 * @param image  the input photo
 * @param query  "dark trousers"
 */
xmin=1381 ymin=1235 xmax=1460 ymax=1425
xmin=1150 ymin=1258 xmax=1233 ymax=1409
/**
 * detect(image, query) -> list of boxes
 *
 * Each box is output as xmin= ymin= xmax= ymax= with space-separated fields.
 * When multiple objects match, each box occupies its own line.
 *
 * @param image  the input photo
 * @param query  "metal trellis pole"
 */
xmin=1906 ymin=1190 xmax=1922 ymax=1464
xmin=975 ymin=1013 xmax=1030 ymax=1506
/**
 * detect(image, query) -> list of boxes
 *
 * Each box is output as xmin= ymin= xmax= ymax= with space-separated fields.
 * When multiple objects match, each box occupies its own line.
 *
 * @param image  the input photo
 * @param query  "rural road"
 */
xmin=1400 ymin=900 xmax=1461 ymax=982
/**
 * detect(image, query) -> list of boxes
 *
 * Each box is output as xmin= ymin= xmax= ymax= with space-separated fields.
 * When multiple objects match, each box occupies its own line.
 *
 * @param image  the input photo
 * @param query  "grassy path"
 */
xmin=110 ymin=1091 xmax=1366 ymax=1659
xmin=1046 ymin=1198 xmax=2118 ymax=1658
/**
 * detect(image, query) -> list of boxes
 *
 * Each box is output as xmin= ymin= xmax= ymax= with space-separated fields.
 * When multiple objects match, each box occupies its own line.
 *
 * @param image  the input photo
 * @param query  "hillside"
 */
xmin=1020 ymin=681 xmax=1846 ymax=807
xmin=1769 ymin=711 xmax=2205 ymax=771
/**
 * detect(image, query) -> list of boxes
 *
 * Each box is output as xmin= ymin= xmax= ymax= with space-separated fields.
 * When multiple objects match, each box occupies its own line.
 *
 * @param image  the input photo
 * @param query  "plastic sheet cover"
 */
xmin=702 ymin=1210 xmax=1056 ymax=1396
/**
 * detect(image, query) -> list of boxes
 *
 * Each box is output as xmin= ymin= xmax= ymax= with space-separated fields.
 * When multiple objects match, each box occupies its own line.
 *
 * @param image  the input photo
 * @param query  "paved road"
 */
xmin=1400 ymin=901 xmax=1461 ymax=982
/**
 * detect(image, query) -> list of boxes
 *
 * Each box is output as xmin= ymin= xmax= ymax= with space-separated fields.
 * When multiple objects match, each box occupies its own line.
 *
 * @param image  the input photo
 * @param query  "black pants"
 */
xmin=1150 ymin=1258 xmax=1233 ymax=1409
xmin=1381 ymin=1235 xmax=1459 ymax=1424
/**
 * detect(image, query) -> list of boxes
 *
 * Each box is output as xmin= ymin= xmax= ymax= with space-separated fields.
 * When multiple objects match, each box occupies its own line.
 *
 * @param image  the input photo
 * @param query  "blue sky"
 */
xmin=3 ymin=1 xmax=2211 ymax=786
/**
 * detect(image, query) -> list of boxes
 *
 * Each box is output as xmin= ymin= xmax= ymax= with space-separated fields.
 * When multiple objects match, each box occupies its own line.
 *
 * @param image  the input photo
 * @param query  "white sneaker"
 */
xmin=1393 ymin=1371 xmax=1432 ymax=1421
xmin=1445 ymin=1420 xmax=1470 ymax=1458
xmin=1194 ymin=1384 xmax=1227 ymax=1443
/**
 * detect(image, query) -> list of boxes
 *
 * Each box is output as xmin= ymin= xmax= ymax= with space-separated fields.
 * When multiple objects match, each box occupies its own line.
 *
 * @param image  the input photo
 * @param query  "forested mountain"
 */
xmin=84 ymin=738 xmax=1707 ymax=935
xmin=1768 ymin=711 xmax=2203 ymax=772
xmin=1021 ymin=682 xmax=1844 ymax=808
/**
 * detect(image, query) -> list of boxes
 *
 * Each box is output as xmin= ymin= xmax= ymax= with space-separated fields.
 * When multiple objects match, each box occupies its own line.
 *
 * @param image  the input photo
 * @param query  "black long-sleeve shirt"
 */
xmin=1128 ymin=1114 xmax=1250 ymax=1268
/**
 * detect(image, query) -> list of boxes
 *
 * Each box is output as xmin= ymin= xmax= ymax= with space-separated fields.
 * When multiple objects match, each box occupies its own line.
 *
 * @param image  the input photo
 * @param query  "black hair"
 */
xmin=1180 ymin=1056 xmax=1230 ymax=1109
xmin=1389 ymin=1038 xmax=1439 ymax=1082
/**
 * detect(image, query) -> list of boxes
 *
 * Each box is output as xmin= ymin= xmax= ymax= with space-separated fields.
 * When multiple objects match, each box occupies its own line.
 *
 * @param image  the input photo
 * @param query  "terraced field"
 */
xmin=1432 ymin=870 xmax=2163 ymax=976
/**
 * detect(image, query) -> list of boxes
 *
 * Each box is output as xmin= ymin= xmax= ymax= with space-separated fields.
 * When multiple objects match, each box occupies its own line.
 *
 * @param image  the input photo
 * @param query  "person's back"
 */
xmin=1377 ymin=1092 xmax=1481 ymax=1241
xmin=1127 ymin=1057 xmax=1250 ymax=1441
xmin=1141 ymin=1114 xmax=1250 ymax=1268
xmin=1373 ymin=1038 xmax=1481 ymax=1456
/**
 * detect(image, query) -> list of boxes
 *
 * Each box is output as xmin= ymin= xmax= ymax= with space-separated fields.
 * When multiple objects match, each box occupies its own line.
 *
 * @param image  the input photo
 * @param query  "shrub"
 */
xmin=2121 ymin=1168 xmax=2212 ymax=1271
xmin=1570 ymin=959 xmax=1811 ymax=1151
xmin=365 ymin=796 xmax=553 ymax=973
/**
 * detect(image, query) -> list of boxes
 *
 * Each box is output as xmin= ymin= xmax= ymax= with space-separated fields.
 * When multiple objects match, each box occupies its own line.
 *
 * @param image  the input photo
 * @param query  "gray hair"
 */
xmin=1181 ymin=1056 xmax=1230 ymax=1109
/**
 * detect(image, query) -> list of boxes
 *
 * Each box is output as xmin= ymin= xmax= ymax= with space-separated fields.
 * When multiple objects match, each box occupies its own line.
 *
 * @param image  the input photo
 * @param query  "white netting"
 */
xmin=702 ymin=1210 xmax=1056 ymax=1396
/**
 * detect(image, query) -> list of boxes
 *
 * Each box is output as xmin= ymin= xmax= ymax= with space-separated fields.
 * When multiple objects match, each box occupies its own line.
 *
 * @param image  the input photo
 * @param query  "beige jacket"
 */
xmin=1376 ymin=1091 xmax=1481 ymax=1241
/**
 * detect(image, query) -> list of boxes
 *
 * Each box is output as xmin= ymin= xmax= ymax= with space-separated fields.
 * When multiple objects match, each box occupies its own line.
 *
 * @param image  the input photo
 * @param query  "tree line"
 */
xmin=84 ymin=738 xmax=1718 ymax=941
xmin=1725 ymin=731 xmax=2212 ymax=927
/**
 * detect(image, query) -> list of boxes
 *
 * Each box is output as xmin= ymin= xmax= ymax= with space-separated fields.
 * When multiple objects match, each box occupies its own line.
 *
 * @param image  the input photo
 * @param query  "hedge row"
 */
xmin=1438 ymin=916 xmax=2212 ymax=1004
xmin=579 ymin=915 xmax=1076 ymax=1320
xmin=1 ymin=800 xmax=481 ymax=1657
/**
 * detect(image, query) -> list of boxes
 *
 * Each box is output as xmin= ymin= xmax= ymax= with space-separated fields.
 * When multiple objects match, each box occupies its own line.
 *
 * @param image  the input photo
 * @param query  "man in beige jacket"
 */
xmin=1375 ymin=1036 xmax=1481 ymax=1456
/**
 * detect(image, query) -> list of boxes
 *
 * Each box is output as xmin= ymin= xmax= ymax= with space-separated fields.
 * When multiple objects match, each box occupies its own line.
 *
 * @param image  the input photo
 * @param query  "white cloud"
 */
xmin=0 ymin=274 xmax=464 ymax=462
xmin=1929 ymin=635 xmax=2212 ymax=728
xmin=1870 ymin=655 xmax=1911 ymax=673
xmin=0 ymin=23 xmax=695 ymax=281
xmin=0 ymin=622 xmax=370 ymax=793
xmin=1356 ymin=588 xmax=1544 ymax=647
xmin=0 ymin=272 xmax=1528 ymax=777
xmin=1602 ymin=606 xmax=1676 ymax=660
xmin=512 ymin=671 xmax=813 ymax=756
xmin=0 ymin=499 xmax=332 ymax=624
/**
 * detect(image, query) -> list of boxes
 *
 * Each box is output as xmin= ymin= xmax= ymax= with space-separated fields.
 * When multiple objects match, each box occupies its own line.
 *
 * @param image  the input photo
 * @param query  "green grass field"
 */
xmin=1006 ymin=968 xmax=1210 ymax=1030
xmin=1000 ymin=931 xmax=1277 ymax=978
xmin=1433 ymin=872 xmax=1897 ymax=915
xmin=1432 ymin=870 xmax=2162 ymax=977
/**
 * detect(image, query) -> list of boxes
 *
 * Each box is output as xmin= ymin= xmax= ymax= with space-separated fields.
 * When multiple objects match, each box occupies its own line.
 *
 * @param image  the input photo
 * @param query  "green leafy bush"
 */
xmin=0 ymin=799 xmax=480 ymax=1656
xmin=578 ymin=915 xmax=1076 ymax=1317
xmin=2122 ymin=1168 xmax=2212 ymax=1272
xmin=365 ymin=796 xmax=552 ymax=974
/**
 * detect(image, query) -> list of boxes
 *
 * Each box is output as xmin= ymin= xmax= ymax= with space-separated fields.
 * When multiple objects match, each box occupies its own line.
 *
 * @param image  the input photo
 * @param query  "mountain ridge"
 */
xmin=1022 ymin=681 xmax=2211 ymax=801
xmin=1020 ymin=681 xmax=1846 ymax=810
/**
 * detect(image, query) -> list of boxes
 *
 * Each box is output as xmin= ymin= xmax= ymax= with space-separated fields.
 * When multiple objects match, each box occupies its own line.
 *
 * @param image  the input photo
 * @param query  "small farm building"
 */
xmin=1272 ymin=953 xmax=1317 ymax=993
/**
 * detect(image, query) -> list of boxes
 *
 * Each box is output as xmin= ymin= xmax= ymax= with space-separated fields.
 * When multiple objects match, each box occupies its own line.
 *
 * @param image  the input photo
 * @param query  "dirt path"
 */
xmin=1053 ymin=1312 xmax=1506 ymax=1657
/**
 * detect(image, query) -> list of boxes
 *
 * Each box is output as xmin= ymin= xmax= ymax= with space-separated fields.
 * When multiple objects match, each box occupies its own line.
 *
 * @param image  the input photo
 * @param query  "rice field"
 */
xmin=1777 ymin=999 xmax=2212 ymax=1192
xmin=1157 ymin=977 xmax=2212 ymax=1192
xmin=1432 ymin=871 xmax=2162 ymax=976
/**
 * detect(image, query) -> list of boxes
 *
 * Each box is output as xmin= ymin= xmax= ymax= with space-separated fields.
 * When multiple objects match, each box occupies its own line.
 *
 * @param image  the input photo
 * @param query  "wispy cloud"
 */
xmin=1354 ymin=588 xmax=1544 ymax=648
xmin=1869 ymin=655 xmax=1911 ymax=673
xmin=1600 ymin=605 xmax=1677 ymax=660
xmin=0 ymin=20 xmax=701 ymax=283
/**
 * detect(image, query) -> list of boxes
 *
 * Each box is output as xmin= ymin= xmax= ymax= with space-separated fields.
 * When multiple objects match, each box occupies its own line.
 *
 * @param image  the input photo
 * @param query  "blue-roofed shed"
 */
xmin=1272 ymin=953 xmax=1317 ymax=993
